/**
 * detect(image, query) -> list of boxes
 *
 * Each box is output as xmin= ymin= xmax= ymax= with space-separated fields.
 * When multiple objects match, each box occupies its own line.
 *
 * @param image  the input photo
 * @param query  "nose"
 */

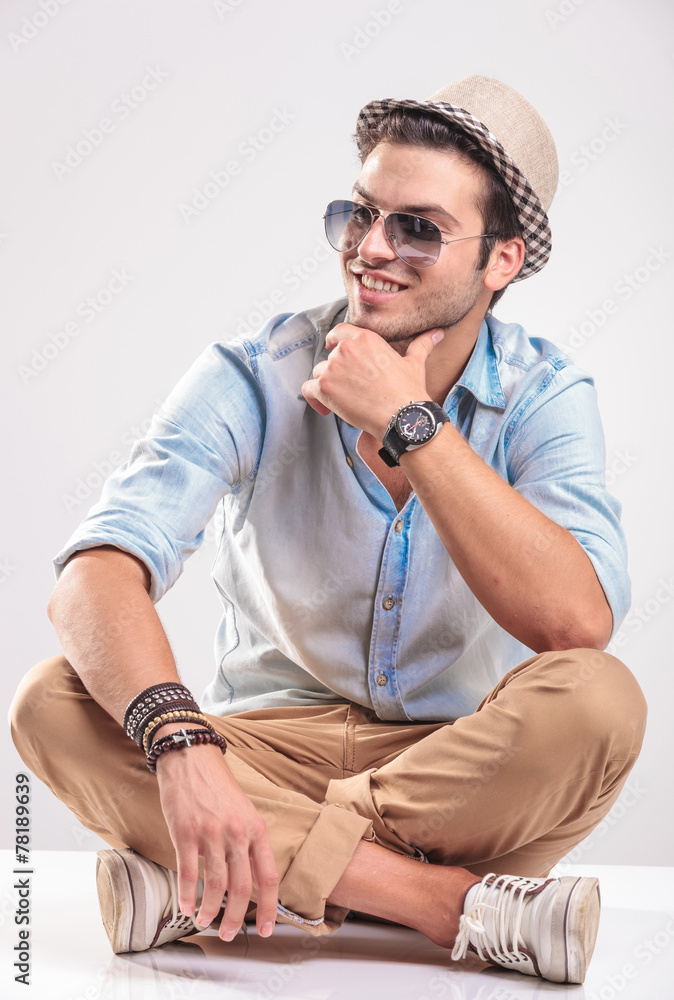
xmin=356 ymin=213 xmax=397 ymax=264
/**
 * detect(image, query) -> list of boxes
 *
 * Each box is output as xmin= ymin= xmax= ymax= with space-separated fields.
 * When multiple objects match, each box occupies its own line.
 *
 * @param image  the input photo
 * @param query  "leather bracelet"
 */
xmin=147 ymin=728 xmax=227 ymax=774
xmin=124 ymin=683 xmax=196 ymax=738
xmin=142 ymin=711 xmax=213 ymax=755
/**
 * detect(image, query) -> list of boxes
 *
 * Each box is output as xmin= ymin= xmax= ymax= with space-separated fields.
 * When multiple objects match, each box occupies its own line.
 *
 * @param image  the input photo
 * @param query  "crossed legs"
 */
xmin=9 ymin=648 xmax=646 ymax=941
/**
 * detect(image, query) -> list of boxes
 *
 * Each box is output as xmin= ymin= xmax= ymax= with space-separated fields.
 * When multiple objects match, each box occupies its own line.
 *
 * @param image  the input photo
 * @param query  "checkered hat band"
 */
xmin=357 ymin=98 xmax=552 ymax=281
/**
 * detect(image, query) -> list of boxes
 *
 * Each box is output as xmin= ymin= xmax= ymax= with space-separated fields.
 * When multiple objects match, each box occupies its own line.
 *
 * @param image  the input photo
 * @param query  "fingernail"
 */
xmin=221 ymin=928 xmax=237 ymax=942
xmin=431 ymin=329 xmax=445 ymax=344
xmin=260 ymin=922 xmax=274 ymax=937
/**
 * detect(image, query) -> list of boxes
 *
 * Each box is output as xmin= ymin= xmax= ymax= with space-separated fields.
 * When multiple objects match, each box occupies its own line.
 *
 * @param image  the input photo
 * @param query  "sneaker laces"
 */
xmin=451 ymin=873 xmax=544 ymax=965
xmin=162 ymin=870 xmax=250 ymax=949
xmin=162 ymin=868 xmax=203 ymax=936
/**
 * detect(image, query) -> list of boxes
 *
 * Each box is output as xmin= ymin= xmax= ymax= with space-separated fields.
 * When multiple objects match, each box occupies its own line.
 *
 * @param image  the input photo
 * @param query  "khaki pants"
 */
xmin=9 ymin=648 xmax=646 ymax=935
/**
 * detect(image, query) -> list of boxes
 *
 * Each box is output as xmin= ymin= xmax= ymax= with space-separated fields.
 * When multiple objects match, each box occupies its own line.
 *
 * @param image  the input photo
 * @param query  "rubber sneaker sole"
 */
xmin=456 ymin=872 xmax=602 ymax=983
xmin=96 ymin=850 xmax=140 ymax=954
xmin=554 ymin=876 xmax=601 ymax=984
xmin=96 ymin=848 xmax=201 ymax=954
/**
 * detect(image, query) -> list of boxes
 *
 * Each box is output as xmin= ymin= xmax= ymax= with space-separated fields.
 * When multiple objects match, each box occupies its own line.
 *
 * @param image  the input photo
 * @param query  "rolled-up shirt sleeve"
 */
xmin=505 ymin=371 xmax=630 ymax=637
xmin=53 ymin=340 xmax=265 ymax=604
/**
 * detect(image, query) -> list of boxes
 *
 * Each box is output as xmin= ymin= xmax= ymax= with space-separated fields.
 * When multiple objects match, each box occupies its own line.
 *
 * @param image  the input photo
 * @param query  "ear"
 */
xmin=483 ymin=237 xmax=526 ymax=292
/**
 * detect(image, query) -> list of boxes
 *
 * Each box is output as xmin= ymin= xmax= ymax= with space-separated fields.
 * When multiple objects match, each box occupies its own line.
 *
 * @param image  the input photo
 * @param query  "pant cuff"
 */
xmin=276 ymin=802 xmax=373 ymax=935
xmin=325 ymin=769 xmax=416 ymax=858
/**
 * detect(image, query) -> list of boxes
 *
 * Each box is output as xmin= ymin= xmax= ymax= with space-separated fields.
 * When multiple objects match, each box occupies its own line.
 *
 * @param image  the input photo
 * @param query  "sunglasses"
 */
xmin=323 ymin=199 xmax=497 ymax=269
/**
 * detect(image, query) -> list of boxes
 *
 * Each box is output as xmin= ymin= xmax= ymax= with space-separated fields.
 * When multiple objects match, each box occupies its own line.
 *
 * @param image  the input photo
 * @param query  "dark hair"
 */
xmin=354 ymin=109 xmax=522 ymax=311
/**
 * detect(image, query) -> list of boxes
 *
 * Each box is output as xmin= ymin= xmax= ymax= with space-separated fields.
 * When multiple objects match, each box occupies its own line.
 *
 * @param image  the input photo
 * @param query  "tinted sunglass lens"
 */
xmin=324 ymin=200 xmax=372 ymax=252
xmin=386 ymin=213 xmax=440 ymax=267
xmin=324 ymin=202 xmax=441 ymax=267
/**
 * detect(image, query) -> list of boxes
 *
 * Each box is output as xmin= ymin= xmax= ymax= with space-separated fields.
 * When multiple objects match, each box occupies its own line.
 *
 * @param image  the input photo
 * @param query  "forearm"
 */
xmin=47 ymin=546 xmax=180 ymax=729
xmin=48 ymin=549 xmax=278 ymax=937
xmin=399 ymin=424 xmax=613 ymax=652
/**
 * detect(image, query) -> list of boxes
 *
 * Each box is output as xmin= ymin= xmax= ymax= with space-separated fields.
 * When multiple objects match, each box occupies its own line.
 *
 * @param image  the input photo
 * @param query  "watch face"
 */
xmin=395 ymin=404 xmax=435 ymax=444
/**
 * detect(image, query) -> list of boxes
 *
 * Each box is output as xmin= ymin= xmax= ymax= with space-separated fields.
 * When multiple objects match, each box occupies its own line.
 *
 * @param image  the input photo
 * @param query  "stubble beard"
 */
xmin=346 ymin=269 xmax=486 ymax=353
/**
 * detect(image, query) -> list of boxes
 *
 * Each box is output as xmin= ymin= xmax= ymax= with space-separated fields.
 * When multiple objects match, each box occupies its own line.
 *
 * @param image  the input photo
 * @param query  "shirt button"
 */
xmin=394 ymin=520 xmax=404 ymax=532
xmin=346 ymin=455 xmax=354 ymax=467
xmin=376 ymin=672 xmax=388 ymax=686
xmin=382 ymin=596 xmax=395 ymax=611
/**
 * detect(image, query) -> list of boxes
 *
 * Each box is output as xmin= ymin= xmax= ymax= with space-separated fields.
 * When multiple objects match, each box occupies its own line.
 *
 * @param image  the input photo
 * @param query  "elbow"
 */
xmin=545 ymin=633 xmax=609 ymax=653
xmin=47 ymin=579 xmax=72 ymax=637
xmin=577 ymin=599 xmax=614 ymax=651
xmin=46 ymin=583 xmax=62 ymax=626
xmin=46 ymin=554 xmax=85 ymax=628
xmin=47 ymin=556 xmax=79 ymax=626
xmin=541 ymin=605 xmax=614 ymax=653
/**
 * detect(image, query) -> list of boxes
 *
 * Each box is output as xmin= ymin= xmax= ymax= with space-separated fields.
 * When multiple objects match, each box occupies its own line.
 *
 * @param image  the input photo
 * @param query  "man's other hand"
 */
xmin=155 ymin=738 xmax=279 ymax=941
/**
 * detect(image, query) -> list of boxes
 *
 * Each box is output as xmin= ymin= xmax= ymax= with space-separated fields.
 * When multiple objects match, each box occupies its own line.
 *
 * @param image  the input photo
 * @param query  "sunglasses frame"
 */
xmin=323 ymin=199 xmax=499 ymax=269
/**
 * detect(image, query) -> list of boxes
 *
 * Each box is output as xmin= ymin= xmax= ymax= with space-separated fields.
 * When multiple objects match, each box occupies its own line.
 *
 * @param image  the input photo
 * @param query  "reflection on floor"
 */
xmin=2 ymin=852 xmax=673 ymax=1000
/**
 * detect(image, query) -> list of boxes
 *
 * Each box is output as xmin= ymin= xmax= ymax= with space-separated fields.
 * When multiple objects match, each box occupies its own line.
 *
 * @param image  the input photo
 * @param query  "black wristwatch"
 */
xmin=378 ymin=400 xmax=450 ymax=468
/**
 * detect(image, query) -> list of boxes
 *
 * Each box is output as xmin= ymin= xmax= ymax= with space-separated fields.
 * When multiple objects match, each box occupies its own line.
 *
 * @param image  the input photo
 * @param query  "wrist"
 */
xmin=154 ymin=736 xmax=224 ymax=770
xmin=373 ymin=394 xmax=426 ymax=442
xmin=149 ymin=727 xmax=227 ymax=774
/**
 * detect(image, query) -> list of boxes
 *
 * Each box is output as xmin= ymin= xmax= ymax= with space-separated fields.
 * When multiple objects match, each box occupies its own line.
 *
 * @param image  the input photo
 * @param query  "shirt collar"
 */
xmin=450 ymin=317 xmax=506 ymax=410
xmin=312 ymin=298 xmax=348 ymax=365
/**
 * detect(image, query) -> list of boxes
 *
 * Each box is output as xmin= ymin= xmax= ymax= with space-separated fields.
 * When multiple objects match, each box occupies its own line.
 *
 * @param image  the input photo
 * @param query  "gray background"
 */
xmin=1 ymin=0 xmax=672 ymax=864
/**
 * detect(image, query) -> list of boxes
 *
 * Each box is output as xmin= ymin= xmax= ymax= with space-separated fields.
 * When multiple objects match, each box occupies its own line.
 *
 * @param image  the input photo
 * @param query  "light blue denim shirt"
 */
xmin=53 ymin=297 xmax=630 ymax=723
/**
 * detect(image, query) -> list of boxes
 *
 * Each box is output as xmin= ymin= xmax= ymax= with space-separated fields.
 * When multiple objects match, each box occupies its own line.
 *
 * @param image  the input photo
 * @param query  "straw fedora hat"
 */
xmin=357 ymin=75 xmax=559 ymax=280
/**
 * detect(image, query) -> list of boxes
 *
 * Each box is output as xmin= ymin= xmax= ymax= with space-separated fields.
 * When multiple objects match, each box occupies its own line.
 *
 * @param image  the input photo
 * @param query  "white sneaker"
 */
xmin=451 ymin=872 xmax=601 ymax=983
xmin=96 ymin=848 xmax=208 ymax=954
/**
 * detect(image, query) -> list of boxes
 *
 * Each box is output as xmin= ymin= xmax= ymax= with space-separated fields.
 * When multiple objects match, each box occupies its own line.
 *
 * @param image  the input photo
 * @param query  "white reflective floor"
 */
xmin=2 ymin=851 xmax=673 ymax=1000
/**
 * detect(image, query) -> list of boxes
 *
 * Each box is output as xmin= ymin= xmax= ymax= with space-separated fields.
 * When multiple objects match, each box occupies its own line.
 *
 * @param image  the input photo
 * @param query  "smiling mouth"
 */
xmin=358 ymin=273 xmax=407 ymax=293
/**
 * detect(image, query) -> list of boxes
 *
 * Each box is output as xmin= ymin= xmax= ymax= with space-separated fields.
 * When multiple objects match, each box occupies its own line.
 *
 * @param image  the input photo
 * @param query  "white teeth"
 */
xmin=360 ymin=274 xmax=401 ymax=293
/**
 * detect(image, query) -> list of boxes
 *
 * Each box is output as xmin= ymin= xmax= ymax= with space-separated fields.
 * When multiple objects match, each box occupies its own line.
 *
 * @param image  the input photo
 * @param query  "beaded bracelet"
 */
xmin=142 ymin=711 xmax=213 ymax=755
xmin=132 ymin=700 xmax=202 ymax=744
xmin=147 ymin=728 xmax=227 ymax=774
xmin=137 ymin=704 xmax=207 ymax=750
xmin=124 ymin=683 xmax=196 ymax=739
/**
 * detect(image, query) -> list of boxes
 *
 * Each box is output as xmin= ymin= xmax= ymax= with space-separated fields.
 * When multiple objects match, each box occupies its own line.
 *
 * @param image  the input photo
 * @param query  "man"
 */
xmin=9 ymin=76 xmax=646 ymax=984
